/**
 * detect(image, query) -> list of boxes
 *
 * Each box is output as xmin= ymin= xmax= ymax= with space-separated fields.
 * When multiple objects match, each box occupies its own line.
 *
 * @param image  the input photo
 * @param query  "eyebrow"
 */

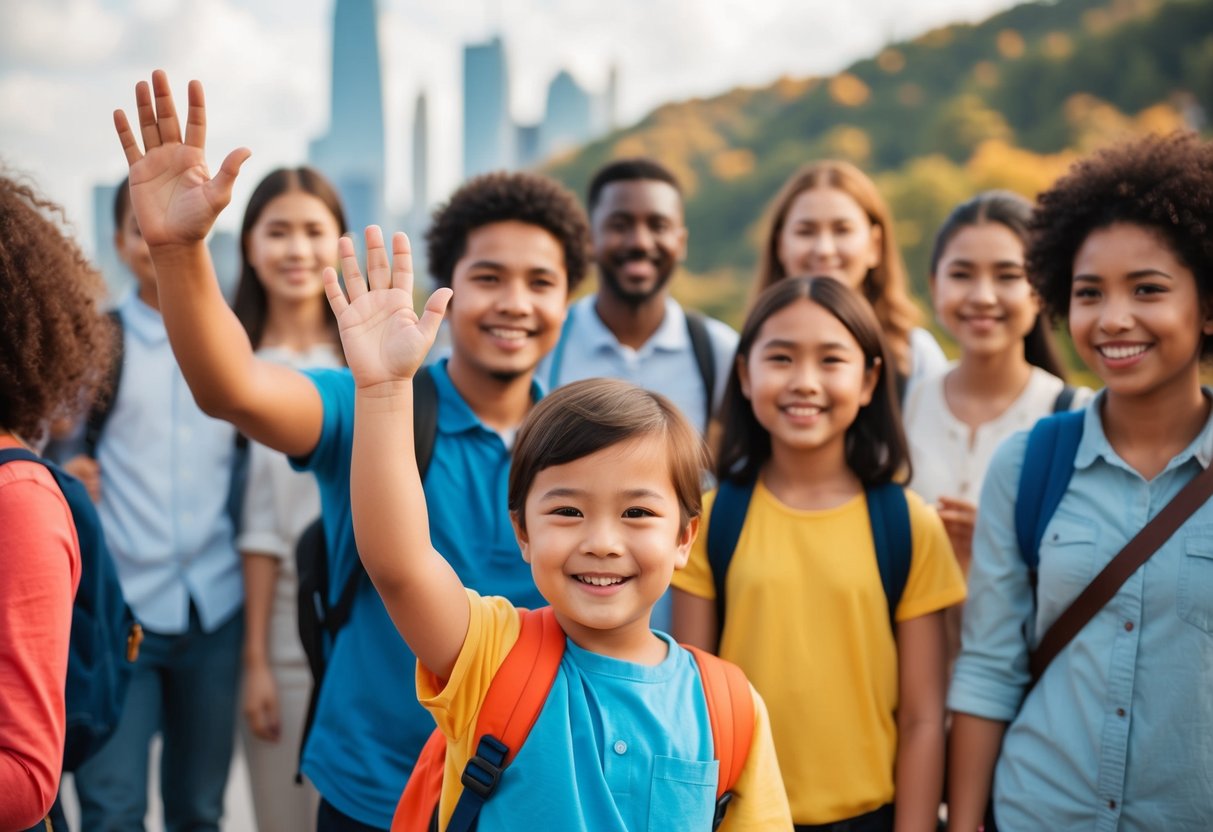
xmin=538 ymin=486 xmax=668 ymax=501
xmin=1073 ymin=269 xmax=1174 ymax=283
xmin=944 ymin=258 xmax=1024 ymax=268
xmin=466 ymin=259 xmax=560 ymax=277
xmin=759 ymin=338 xmax=853 ymax=351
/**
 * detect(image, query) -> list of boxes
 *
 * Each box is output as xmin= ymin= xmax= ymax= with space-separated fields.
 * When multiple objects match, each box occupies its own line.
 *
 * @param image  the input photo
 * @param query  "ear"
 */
xmin=737 ymin=354 xmax=753 ymax=401
xmin=866 ymin=222 xmax=884 ymax=271
xmin=858 ymin=356 xmax=882 ymax=407
xmin=510 ymin=512 xmax=531 ymax=564
xmin=1202 ymin=299 xmax=1213 ymax=337
xmin=675 ymin=224 xmax=689 ymax=264
xmin=673 ymin=515 xmax=700 ymax=571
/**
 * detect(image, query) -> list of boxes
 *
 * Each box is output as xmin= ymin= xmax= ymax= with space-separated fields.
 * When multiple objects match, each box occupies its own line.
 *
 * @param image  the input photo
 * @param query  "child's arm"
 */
xmin=323 ymin=228 xmax=467 ymax=680
xmin=893 ymin=610 xmax=947 ymax=832
xmin=946 ymin=714 xmax=1006 ymax=831
xmin=113 ymin=71 xmax=324 ymax=458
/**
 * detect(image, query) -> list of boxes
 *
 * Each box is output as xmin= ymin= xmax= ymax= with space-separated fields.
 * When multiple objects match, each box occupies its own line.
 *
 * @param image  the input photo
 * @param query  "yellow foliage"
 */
xmin=877 ymin=49 xmax=906 ymax=74
xmin=996 ymin=29 xmax=1026 ymax=59
xmin=916 ymin=27 xmax=955 ymax=49
xmin=829 ymin=73 xmax=871 ymax=107
xmin=822 ymin=126 xmax=872 ymax=164
xmin=1043 ymin=31 xmax=1074 ymax=60
xmin=966 ymin=139 xmax=1077 ymax=197
xmin=1082 ymin=8 xmax=1113 ymax=34
xmin=1135 ymin=103 xmax=1185 ymax=135
xmin=773 ymin=76 xmax=817 ymax=101
xmin=710 ymin=148 xmax=756 ymax=181
xmin=972 ymin=61 xmax=1000 ymax=88
xmin=898 ymin=82 xmax=925 ymax=107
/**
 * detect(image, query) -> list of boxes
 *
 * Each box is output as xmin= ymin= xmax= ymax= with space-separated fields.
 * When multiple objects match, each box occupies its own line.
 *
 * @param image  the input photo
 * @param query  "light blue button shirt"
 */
xmin=537 ymin=294 xmax=738 ymax=435
xmin=950 ymin=390 xmax=1213 ymax=831
xmin=95 ymin=293 xmax=241 ymax=634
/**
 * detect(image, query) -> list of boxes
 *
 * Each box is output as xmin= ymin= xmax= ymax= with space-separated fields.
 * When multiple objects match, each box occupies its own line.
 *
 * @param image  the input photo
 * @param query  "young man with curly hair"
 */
xmin=111 ymin=72 xmax=590 ymax=832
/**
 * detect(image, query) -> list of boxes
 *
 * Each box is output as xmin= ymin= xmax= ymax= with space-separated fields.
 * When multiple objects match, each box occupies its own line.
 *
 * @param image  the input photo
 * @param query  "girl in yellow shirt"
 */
xmin=673 ymin=276 xmax=965 ymax=831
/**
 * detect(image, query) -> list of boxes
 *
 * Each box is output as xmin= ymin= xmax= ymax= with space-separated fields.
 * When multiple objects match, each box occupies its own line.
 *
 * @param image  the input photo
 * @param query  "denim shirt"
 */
xmin=949 ymin=390 xmax=1213 ymax=831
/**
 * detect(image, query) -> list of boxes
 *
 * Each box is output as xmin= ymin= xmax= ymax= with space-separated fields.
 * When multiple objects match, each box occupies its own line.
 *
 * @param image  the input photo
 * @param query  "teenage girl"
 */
xmin=753 ymin=160 xmax=948 ymax=397
xmin=673 ymin=276 xmax=966 ymax=831
xmin=0 ymin=173 xmax=112 ymax=830
xmin=948 ymin=133 xmax=1213 ymax=830
xmin=232 ymin=167 xmax=345 ymax=832
xmin=904 ymin=191 xmax=1091 ymax=578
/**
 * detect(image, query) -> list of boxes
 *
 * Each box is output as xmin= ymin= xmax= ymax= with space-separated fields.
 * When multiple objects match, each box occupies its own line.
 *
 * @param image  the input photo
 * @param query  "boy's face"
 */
xmin=114 ymin=208 xmax=158 ymax=305
xmin=1069 ymin=222 xmax=1213 ymax=402
xmin=591 ymin=180 xmax=687 ymax=306
xmin=512 ymin=434 xmax=698 ymax=655
xmin=446 ymin=220 xmax=568 ymax=383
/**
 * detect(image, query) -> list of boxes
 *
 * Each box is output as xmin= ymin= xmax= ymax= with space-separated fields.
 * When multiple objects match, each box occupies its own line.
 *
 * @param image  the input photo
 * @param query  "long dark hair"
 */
xmin=232 ymin=167 xmax=347 ymax=352
xmin=929 ymin=191 xmax=1065 ymax=378
xmin=716 ymin=275 xmax=910 ymax=487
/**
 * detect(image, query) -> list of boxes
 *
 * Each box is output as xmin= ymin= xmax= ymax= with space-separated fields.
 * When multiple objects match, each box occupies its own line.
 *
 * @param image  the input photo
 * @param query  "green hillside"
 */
xmin=545 ymin=0 xmax=1213 ymax=332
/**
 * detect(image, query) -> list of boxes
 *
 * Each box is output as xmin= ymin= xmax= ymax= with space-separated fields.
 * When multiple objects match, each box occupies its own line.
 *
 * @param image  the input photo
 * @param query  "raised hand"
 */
xmin=324 ymin=227 xmax=452 ymax=389
xmin=113 ymin=70 xmax=250 ymax=247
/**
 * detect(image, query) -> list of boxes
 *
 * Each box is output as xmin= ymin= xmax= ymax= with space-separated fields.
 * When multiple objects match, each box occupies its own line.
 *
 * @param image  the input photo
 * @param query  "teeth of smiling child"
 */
xmin=785 ymin=406 xmax=822 ymax=416
xmin=578 ymin=575 xmax=624 ymax=586
xmin=1100 ymin=344 xmax=1148 ymax=359
xmin=489 ymin=328 xmax=526 ymax=340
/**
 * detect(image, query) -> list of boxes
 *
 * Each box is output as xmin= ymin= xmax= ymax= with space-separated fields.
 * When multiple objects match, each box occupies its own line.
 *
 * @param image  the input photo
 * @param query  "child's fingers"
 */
xmin=417 ymin=287 xmax=453 ymax=342
xmin=364 ymin=226 xmax=390 ymax=291
xmin=151 ymin=69 xmax=182 ymax=146
xmin=338 ymin=235 xmax=367 ymax=301
xmin=113 ymin=110 xmax=144 ymax=165
xmin=135 ymin=80 xmax=161 ymax=151
xmin=184 ymin=80 xmax=206 ymax=149
xmin=322 ymin=265 xmax=349 ymax=316
xmin=390 ymin=232 xmax=415 ymax=297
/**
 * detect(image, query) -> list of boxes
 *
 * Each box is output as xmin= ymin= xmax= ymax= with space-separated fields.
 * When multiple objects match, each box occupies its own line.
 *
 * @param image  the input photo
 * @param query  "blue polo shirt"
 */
xmin=292 ymin=358 xmax=545 ymax=828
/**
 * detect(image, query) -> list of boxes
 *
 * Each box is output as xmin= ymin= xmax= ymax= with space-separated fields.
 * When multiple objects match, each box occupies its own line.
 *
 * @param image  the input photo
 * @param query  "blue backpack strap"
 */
xmin=866 ymin=482 xmax=913 ymax=630
xmin=1052 ymin=384 xmax=1078 ymax=414
xmin=1014 ymin=410 xmax=1085 ymax=574
xmin=706 ymin=478 xmax=756 ymax=631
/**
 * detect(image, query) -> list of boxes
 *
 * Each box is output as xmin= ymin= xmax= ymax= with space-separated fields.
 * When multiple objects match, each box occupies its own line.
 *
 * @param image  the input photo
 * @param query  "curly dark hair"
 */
xmin=426 ymin=171 xmax=590 ymax=292
xmin=1028 ymin=132 xmax=1213 ymax=353
xmin=0 ymin=172 xmax=115 ymax=444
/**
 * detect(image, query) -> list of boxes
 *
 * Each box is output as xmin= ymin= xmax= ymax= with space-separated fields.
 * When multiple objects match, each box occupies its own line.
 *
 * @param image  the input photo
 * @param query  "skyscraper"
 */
xmin=411 ymin=92 xmax=429 ymax=219
xmin=309 ymin=0 xmax=387 ymax=235
xmin=538 ymin=70 xmax=595 ymax=160
xmin=463 ymin=36 xmax=514 ymax=179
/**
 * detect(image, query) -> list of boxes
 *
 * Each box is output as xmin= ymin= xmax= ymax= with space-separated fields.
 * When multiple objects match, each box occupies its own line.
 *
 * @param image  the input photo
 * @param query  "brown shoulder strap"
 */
xmin=1030 ymin=461 xmax=1213 ymax=683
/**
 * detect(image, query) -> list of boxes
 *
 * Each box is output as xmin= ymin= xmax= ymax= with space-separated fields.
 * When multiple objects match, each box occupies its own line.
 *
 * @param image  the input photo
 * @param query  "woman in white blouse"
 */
xmin=904 ymin=191 xmax=1091 ymax=578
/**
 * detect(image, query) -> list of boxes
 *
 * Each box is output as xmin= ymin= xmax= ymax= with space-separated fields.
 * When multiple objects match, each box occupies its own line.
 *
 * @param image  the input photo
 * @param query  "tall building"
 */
xmin=92 ymin=180 xmax=126 ymax=301
xmin=411 ymin=92 xmax=429 ymax=219
xmin=463 ymin=36 xmax=514 ymax=178
xmin=538 ymin=70 xmax=595 ymax=161
xmin=309 ymin=0 xmax=387 ymax=235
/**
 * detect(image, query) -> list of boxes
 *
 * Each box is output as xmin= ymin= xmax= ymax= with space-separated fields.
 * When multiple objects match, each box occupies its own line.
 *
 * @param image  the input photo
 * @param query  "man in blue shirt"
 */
xmin=112 ymin=71 xmax=591 ymax=832
xmin=69 ymin=182 xmax=244 ymax=832
xmin=539 ymin=158 xmax=738 ymax=436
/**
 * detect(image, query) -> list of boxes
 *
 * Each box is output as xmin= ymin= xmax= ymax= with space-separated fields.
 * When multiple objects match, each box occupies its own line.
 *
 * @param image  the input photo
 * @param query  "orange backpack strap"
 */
xmin=684 ymin=644 xmax=756 ymax=829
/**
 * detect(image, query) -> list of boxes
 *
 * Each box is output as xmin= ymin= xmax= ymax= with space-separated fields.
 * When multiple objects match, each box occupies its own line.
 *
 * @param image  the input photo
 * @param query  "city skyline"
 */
xmin=0 ymin=0 xmax=1024 ymax=263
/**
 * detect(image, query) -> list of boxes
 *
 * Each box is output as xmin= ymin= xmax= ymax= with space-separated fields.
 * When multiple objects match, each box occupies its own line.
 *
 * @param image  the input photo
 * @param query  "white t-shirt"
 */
xmin=237 ymin=343 xmax=343 ymax=666
xmin=904 ymin=364 xmax=1093 ymax=507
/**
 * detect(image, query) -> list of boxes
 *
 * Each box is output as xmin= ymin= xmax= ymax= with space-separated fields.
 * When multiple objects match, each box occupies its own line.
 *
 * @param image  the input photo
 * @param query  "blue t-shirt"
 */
xmin=292 ymin=359 xmax=545 ymax=828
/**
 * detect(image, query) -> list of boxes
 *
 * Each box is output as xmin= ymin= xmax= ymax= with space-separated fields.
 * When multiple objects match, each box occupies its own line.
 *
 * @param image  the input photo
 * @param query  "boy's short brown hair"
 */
xmin=508 ymin=379 xmax=707 ymax=533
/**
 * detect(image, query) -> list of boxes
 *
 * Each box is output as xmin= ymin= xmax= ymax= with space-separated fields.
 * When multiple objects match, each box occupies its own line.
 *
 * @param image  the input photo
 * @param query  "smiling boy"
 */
xmin=112 ymin=71 xmax=590 ymax=831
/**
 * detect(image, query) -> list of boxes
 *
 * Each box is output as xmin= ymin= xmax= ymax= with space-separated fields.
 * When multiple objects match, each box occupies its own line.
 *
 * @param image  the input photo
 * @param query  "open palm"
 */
xmin=324 ymin=228 xmax=452 ymax=389
xmin=113 ymin=70 xmax=250 ymax=246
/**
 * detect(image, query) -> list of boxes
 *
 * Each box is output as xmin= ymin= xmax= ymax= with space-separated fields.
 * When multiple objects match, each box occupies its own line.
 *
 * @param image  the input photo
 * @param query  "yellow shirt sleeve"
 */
xmin=674 ymin=488 xmax=718 ymax=599
xmin=719 ymin=683 xmax=795 ymax=830
xmin=895 ymin=490 xmax=967 ymax=622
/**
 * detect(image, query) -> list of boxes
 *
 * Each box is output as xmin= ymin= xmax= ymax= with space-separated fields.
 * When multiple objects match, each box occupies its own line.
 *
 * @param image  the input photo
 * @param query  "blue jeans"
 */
xmin=74 ymin=604 xmax=243 ymax=832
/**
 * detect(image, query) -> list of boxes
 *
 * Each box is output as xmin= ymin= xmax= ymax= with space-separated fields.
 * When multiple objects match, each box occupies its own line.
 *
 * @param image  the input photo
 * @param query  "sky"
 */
xmin=0 ymin=0 xmax=1022 ymax=256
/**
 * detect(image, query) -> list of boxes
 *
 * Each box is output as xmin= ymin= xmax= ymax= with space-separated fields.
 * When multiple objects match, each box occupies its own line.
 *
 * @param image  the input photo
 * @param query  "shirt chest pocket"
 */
xmin=1036 ymin=514 xmax=1099 ymax=600
xmin=647 ymin=755 xmax=718 ymax=830
xmin=1178 ymin=528 xmax=1213 ymax=634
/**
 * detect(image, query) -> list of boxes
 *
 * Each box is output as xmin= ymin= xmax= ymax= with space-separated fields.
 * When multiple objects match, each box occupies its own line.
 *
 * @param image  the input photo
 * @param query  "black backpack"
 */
xmin=0 ymin=449 xmax=142 ymax=770
xmin=294 ymin=366 xmax=439 ymax=773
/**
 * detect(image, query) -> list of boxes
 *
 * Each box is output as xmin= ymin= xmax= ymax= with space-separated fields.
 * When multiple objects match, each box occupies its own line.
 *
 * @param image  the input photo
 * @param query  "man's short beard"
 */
xmin=488 ymin=367 xmax=528 ymax=384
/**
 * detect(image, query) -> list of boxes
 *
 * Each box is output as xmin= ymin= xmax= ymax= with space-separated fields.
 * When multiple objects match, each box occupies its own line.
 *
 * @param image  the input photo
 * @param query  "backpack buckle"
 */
xmin=711 ymin=791 xmax=734 ymax=830
xmin=126 ymin=623 xmax=143 ymax=662
xmin=461 ymin=735 xmax=509 ymax=799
